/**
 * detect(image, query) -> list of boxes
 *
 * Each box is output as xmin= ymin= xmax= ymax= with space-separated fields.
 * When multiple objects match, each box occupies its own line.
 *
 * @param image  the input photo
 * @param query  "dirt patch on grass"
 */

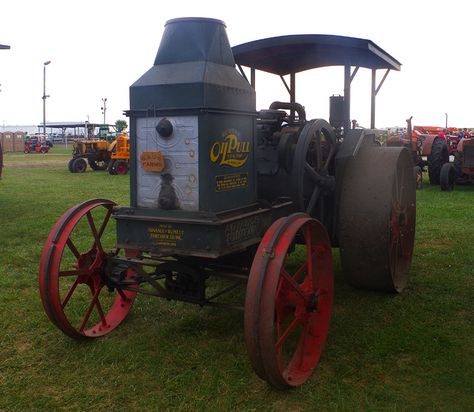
xmin=417 ymin=238 xmax=454 ymax=249
xmin=4 ymin=159 xmax=68 ymax=168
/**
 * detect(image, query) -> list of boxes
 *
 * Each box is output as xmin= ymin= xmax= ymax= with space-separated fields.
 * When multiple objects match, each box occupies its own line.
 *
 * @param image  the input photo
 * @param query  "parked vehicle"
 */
xmin=24 ymin=137 xmax=50 ymax=154
xmin=108 ymin=132 xmax=130 ymax=175
xmin=39 ymin=18 xmax=416 ymax=390
xmin=440 ymin=136 xmax=474 ymax=190
xmin=386 ymin=118 xmax=449 ymax=187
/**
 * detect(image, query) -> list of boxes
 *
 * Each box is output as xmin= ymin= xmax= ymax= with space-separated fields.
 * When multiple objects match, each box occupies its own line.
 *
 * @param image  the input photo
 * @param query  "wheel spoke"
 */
xmin=275 ymin=316 xmax=304 ymax=350
xmin=305 ymin=225 xmax=314 ymax=289
xmin=322 ymin=138 xmax=336 ymax=172
xmin=61 ymin=278 xmax=80 ymax=308
xmin=79 ymin=286 xmax=102 ymax=332
xmin=281 ymin=269 xmax=306 ymax=300
xmin=59 ymin=268 xmax=90 ymax=277
xmin=97 ymin=208 xmax=113 ymax=239
xmin=306 ymin=186 xmax=320 ymax=215
xmin=304 ymin=162 xmax=319 ymax=183
xmin=94 ymin=297 xmax=107 ymax=326
xmin=292 ymin=260 xmax=307 ymax=282
xmin=86 ymin=211 xmax=103 ymax=253
xmin=66 ymin=238 xmax=81 ymax=259
xmin=315 ymin=132 xmax=322 ymax=171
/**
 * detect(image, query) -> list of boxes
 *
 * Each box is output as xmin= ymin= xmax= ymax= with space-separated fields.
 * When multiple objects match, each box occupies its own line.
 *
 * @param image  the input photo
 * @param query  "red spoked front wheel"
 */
xmin=245 ymin=214 xmax=334 ymax=389
xmin=39 ymin=199 xmax=137 ymax=339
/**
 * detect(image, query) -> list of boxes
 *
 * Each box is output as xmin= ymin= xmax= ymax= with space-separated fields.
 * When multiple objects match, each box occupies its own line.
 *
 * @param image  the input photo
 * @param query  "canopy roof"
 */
xmin=232 ymin=34 xmax=401 ymax=76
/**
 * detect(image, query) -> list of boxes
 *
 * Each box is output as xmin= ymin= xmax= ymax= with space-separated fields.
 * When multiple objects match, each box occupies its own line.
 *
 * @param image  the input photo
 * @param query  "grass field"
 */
xmin=1 ymin=146 xmax=473 ymax=411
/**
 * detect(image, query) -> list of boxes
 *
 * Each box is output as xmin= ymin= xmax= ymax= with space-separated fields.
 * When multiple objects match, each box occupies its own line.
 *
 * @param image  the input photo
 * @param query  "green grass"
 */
xmin=1 ymin=149 xmax=473 ymax=411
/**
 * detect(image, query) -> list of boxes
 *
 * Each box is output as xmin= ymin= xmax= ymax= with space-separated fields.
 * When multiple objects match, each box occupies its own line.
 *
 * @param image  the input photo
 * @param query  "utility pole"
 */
xmin=101 ymin=98 xmax=107 ymax=125
xmin=43 ymin=60 xmax=51 ymax=142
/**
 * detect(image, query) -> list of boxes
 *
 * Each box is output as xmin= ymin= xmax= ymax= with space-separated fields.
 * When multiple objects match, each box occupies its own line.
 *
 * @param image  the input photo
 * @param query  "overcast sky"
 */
xmin=0 ymin=0 xmax=472 ymax=129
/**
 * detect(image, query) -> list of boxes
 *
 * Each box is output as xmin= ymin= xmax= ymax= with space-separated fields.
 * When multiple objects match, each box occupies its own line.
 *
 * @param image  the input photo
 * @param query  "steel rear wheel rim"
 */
xmin=39 ymin=199 xmax=137 ymax=339
xmin=245 ymin=215 xmax=334 ymax=389
xmin=389 ymin=153 xmax=416 ymax=290
xmin=338 ymin=146 xmax=416 ymax=292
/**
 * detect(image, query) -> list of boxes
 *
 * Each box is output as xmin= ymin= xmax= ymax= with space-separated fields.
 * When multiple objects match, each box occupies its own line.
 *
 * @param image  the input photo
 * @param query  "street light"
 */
xmin=445 ymin=113 xmax=448 ymax=130
xmin=101 ymin=97 xmax=107 ymax=125
xmin=42 ymin=60 xmax=51 ymax=142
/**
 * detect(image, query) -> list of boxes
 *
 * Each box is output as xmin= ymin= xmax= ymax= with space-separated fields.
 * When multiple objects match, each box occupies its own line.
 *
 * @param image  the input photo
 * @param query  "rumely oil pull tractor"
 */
xmin=39 ymin=18 xmax=416 ymax=389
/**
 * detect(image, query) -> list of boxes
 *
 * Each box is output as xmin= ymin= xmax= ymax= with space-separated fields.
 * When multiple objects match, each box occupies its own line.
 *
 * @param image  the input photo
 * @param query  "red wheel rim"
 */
xmin=390 ymin=157 xmax=416 ymax=289
xmin=245 ymin=214 xmax=333 ymax=389
xmin=39 ymin=199 xmax=137 ymax=339
xmin=115 ymin=161 xmax=128 ymax=175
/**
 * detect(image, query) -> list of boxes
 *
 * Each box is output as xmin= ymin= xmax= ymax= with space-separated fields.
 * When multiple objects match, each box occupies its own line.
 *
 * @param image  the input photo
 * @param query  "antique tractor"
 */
xmin=386 ymin=118 xmax=449 ymax=188
xmin=68 ymin=138 xmax=115 ymax=173
xmin=39 ymin=18 xmax=416 ymax=389
xmin=108 ymin=132 xmax=130 ymax=175
xmin=440 ymin=136 xmax=474 ymax=190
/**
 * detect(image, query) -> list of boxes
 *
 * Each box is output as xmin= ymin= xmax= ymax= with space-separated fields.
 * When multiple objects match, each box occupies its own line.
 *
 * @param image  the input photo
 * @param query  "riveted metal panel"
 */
xmin=136 ymin=116 xmax=199 ymax=211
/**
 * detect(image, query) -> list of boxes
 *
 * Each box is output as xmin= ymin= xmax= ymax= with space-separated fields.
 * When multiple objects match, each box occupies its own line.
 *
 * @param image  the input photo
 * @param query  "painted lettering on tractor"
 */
xmin=210 ymin=131 xmax=250 ymax=167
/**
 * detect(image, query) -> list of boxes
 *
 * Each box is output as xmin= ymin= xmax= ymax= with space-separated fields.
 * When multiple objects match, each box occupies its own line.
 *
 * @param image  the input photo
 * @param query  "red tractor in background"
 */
xmin=440 ymin=135 xmax=474 ymax=190
xmin=386 ymin=118 xmax=449 ymax=188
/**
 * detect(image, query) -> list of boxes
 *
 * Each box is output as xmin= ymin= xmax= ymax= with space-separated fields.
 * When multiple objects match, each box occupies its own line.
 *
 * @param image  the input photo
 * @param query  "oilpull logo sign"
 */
xmin=210 ymin=130 xmax=250 ymax=168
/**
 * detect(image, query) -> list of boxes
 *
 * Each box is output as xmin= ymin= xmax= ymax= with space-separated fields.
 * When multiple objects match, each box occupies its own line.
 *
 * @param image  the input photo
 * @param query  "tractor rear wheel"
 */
xmin=338 ymin=146 xmax=416 ymax=293
xmin=67 ymin=158 xmax=75 ymax=173
xmin=88 ymin=157 xmax=110 ymax=171
xmin=427 ymin=138 xmax=449 ymax=185
xmin=39 ymin=199 xmax=137 ymax=339
xmin=245 ymin=214 xmax=333 ymax=389
xmin=114 ymin=160 xmax=129 ymax=175
xmin=108 ymin=159 xmax=129 ymax=175
xmin=71 ymin=158 xmax=87 ymax=173
xmin=440 ymin=163 xmax=455 ymax=191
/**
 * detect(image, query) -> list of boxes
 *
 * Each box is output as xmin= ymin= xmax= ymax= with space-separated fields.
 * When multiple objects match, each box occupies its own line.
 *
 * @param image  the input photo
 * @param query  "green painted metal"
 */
xmin=120 ymin=17 xmax=261 ymax=257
